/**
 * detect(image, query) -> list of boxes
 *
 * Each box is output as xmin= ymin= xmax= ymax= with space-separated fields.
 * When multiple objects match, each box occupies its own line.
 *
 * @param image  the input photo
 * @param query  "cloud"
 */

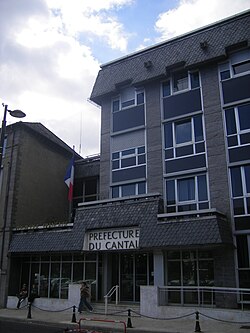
xmin=0 ymin=0 xmax=132 ymax=156
xmin=155 ymin=0 xmax=250 ymax=40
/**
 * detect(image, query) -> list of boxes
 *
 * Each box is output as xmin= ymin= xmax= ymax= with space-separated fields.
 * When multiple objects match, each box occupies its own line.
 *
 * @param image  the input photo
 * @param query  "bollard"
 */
xmin=127 ymin=308 xmax=133 ymax=328
xmin=71 ymin=305 xmax=77 ymax=323
xmin=195 ymin=311 xmax=201 ymax=332
xmin=27 ymin=302 xmax=32 ymax=319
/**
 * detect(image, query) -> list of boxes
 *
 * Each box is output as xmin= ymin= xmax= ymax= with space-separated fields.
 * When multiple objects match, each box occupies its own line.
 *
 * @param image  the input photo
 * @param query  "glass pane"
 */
xmin=166 ymin=180 xmax=175 ymax=205
xmin=190 ymin=72 xmax=200 ymax=89
xmin=112 ymin=160 xmax=119 ymax=169
xmin=220 ymin=70 xmax=230 ymax=80
xmin=225 ymin=108 xmax=236 ymax=135
xmin=73 ymin=263 xmax=84 ymax=283
xmin=165 ymin=149 xmax=174 ymax=159
xmin=244 ymin=166 xmax=250 ymax=193
xmin=173 ymin=70 xmax=188 ymax=92
xmin=167 ymin=261 xmax=181 ymax=303
xmin=135 ymin=253 xmax=148 ymax=301
xmin=138 ymin=155 xmax=146 ymax=164
xmin=195 ymin=142 xmax=205 ymax=153
xmin=112 ymin=186 xmax=119 ymax=198
xmin=163 ymin=81 xmax=170 ymax=97
xmin=233 ymin=198 xmax=245 ymax=215
xmin=236 ymin=235 xmax=249 ymax=268
xmin=121 ymin=99 xmax=135 ymax=108
xmin=233 ymin=61 xmax=250 ymax=75
xmin=137 ymin=92 xmax=144 ymax=105
xmin=197 ymin=175 xmax=208 ymax=201
xmin=61 ymin=263 xmax=71 ymax=299
xmin=176 ymin=145 xmax=193 ymax=157
xmin=227 ymin=135 xmax=238 ymax=147
xmin=122 ymin=148 xmax=135 ymax=156
xmin=238 ymin=104 xmax=250 ymax=131
xmin=138 ymin=182 xmax=146 ymax=194
xmin=231 ymin=167 xmax=243 ymax=197
xmin=175 ymin=120 xmax=192 ymax=144
xmin=50 ymin=263 xmax=60 ymax=298
xmin=164 ymin=123 xmax=173 ymax=148
xmin=40 ymin=263 xmax=49 ymax=297
xmin=112 ymin=100 xmax=120 ymax=112
xmin=112 ymin=152 xmax=119 ymax=159
xmin=121 ymin=157 xmax=136 ymax=168
xmin=122 ymin=184 xmax=135 ymax=197
xmin=240 ymin=133 xmax=250 ymax=145
xmin=120 ymin=254 xmax=134 ymax=301
xmin=178 ymin=178 xmax=195 ymax=202
xmin=194 ymin=115 xmax=203 ymax=142
xmin=138 ymin=146 xmax=145 ymax=154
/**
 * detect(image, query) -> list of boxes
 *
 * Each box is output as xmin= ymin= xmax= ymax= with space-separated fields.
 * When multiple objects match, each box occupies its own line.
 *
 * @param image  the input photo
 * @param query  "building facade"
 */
xmin=5 ymin=11 xmax=250 ymax=310
xmin=0 ymin=122 xmax=78 ymax=307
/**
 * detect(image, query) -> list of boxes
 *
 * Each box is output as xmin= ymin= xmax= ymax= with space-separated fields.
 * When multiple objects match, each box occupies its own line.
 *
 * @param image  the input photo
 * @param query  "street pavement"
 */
xmin=0 ymin=305 xmax=250 ymax=333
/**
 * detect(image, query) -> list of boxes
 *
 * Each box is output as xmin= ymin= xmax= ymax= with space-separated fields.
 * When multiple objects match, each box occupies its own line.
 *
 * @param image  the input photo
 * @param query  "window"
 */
xmin=219 ymin=49 xmax=250 ymax=81
xmin=225 ymin=103 xmax=250 ymax=147
xmin=112 ymin=181 xmax=146 ymax=198
xmin=236 ymin=235 xmax=250 ymax=291
xmin=162 ymin=70 xmax=200 ymax=97
xmin=166 ymin=174 xmax=209 ymax=213
xmin=230 ymin=165 xmax=250 ymax=216
xmin=112 ymin=88 xmax=144 ymax=112
xmin=164 ymin=115 xmax=205 ymax=160
xmin=166 ymin=250 xmax=214 ymax=305
xmin=112 ymin=146 xmax=146 ymax=170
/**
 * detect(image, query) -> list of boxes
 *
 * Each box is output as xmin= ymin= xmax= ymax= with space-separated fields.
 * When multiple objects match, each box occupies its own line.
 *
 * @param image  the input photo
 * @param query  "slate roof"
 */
xmin=9 ymin=122 xmax=82 ymax=159
xmin=90 ymin=10 xmax=250 ymax=104
xmin=9 ymin=195 xmax=232 ymax=254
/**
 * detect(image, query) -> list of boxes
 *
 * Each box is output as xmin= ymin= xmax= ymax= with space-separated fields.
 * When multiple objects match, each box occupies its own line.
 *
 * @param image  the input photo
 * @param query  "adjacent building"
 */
xmin=3 ymin=10 xmax=250 ymax=310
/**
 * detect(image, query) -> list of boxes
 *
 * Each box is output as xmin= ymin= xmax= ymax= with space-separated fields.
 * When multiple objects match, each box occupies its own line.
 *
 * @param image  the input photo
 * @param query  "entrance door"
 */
xmin=111 ymin=252 xmax=153 ymax=302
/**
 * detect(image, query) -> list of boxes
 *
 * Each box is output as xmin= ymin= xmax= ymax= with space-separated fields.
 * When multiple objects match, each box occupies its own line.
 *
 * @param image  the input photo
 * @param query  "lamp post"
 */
xmin=0 ymin=104 xmax=26 ymax=305
xmin=0 ymin=104 xmax=26 ymax=172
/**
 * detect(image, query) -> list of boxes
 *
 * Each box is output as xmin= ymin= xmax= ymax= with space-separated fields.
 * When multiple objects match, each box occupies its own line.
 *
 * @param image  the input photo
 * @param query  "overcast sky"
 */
xmin=0 ymin=0 xmax=249 ymax=157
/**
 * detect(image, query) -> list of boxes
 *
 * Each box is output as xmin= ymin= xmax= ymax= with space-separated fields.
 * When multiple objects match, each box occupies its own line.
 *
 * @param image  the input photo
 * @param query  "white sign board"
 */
xmin=84 ymin=227 xmax=140 ymax=251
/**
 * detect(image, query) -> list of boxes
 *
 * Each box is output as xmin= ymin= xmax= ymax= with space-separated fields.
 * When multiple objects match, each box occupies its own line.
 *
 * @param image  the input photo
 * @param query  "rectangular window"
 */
xmin=162 ymin=70 xmax=199 ymax=97
xmin=164 ymin=114 xmax=205 ymax=160
xmin=166 ymin=174 xmax=209 ymax=213
xmin=230 ymin=165 xmax=250 ymax=216
xmin=112 ymin=146 xmax=146 ymax=171
xmin=166 ymin=250 xmax=214 ymax=305
xmin=112 ymin=88 xmax=144 ymax=112
xmin=173 ymin=70 xmax=188 ymax=92
xmin=225 ymin=103 xmax=250 ymax=147
xmin=219 ymin=49 xmax=250 ymax=80
xmin=112 ymin=181 xmax=146 ymax=198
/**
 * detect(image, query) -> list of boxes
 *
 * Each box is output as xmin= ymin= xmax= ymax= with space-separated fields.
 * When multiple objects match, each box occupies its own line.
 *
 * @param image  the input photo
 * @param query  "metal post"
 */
xmin=71 ymin=305 xmax=76 ymax=323
xmin=195 ymin=311 xmax=201 ymax=332
xmin=115 ymin=285 xmax=119 ymax=305
xmin=0 ymin=104 xmax=8 ymax=172
xmin=127 ymin=308 xmax=133 ymax=328
xmin=27 ymin=302 xmax=32 ymax=319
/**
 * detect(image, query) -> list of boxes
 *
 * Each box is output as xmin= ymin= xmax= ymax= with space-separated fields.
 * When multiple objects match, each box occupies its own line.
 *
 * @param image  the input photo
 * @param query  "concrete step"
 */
xmin=91 ymin=302 xmax=140 ymax=316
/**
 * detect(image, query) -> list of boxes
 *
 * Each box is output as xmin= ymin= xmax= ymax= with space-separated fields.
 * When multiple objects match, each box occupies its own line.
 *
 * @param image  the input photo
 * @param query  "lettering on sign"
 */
xmin=84 ymin=228 xmax=140 ymax=251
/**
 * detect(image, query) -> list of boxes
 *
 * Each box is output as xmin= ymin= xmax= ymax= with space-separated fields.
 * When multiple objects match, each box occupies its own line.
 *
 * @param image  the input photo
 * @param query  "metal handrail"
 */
xmin=104 ymin=285 xmax=119 ymax=315
xmin=158 ymin=285 xmax=250 ymax=310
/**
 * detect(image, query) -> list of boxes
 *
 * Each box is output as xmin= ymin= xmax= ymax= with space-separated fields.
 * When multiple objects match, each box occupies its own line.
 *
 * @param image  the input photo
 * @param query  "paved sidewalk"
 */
xmin=0 ymin=306 xmax=250 ymax=333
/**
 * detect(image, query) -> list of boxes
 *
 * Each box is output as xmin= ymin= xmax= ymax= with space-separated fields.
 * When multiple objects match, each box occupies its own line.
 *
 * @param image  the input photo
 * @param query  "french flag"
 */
xmin=64 ymin=157 xmax=74 ymax=202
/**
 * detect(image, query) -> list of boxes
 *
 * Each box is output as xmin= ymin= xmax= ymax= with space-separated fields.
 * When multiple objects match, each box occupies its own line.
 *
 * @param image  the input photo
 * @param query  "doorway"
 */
xmin=111 ymin=252 xmax=153 ymax=302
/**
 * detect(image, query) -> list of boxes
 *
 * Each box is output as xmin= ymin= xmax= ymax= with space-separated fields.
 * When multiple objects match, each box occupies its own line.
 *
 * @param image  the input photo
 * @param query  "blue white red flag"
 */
xmin=64 ymin=157 xmax=74 ymax=202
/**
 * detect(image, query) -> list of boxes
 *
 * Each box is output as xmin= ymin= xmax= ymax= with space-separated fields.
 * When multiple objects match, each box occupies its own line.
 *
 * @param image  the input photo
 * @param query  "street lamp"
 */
xmin=0 ymin=104 xmax=26 ymax=171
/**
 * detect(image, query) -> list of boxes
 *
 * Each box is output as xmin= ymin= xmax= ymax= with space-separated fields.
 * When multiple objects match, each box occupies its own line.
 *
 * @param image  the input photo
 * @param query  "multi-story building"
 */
xmin=88 ymin=10 xmax=250 ymax=306
xmin=4 ymin=10 xmax=250 ymax=311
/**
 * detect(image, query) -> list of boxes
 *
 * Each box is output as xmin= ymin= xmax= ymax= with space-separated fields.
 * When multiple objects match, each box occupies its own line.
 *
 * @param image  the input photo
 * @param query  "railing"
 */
xmin=104 ymin=285 xmax=119 ymax=315
xmin=158 ymin=286 xmax=250 ymax=310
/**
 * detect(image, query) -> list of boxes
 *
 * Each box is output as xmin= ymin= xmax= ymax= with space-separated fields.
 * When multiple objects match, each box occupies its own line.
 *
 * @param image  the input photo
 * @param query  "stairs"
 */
xmin=91 ymin=302 xmax=141 ymax=317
